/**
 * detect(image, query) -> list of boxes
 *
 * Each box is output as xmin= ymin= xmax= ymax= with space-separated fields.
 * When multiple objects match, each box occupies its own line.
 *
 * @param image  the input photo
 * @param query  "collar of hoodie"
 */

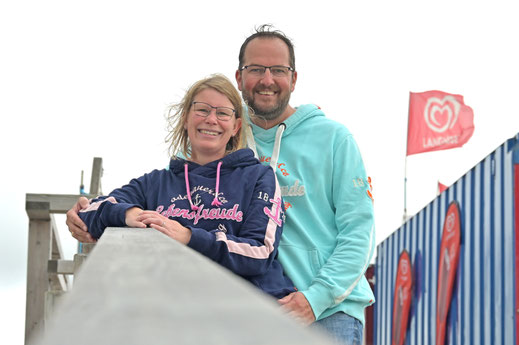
xmin=245 ymin=104 xmax=324 ymax=172
xmin=247 ymin=123 xmax=285 ymax=172
xmin=168 ymin=148 xmax=258 ymax=210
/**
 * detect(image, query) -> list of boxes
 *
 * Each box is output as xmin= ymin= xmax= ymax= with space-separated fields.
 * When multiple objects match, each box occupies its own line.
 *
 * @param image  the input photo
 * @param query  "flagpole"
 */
xmin=403 ymin=92 xmax=411 ymax=223
xmin=403 ymin=156 xmax=407 ymax=223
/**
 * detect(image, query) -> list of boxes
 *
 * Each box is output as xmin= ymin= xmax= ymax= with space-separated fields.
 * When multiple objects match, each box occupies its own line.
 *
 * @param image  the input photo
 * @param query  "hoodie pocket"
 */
xmin=278 ymin=244 xmax=324 ymax=288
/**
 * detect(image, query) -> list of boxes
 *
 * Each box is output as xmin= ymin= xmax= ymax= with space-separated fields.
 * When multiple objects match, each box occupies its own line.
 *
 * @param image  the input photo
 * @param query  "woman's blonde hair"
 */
xmin=166 ymin=74 xmax=246 ymax=159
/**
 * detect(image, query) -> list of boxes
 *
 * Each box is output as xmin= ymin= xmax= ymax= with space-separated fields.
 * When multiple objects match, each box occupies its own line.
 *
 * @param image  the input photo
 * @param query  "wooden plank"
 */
xmin=48 ymin=260 xmax=75 ymax=275
xmin=25 ymin=219 xmax=52 ymax=345
xmin=50 ymin=217 xmax=63 ymax=260
xmin=26 ymin=194 xmax=95 ymax=215
xmin=48 ymin=270 xmax=70 ymax=292
xmin=39 ymin=228 xmax=335 ymax=345
xmin=49 ymin=216 xmax=70 ymax=290
xmin=89 ymin=157 xmax=103 ymax=195
xmin=25 ymin=200 xmax=50 ymax=220
xmin=49 ymin=275 xmax=69 ymax=293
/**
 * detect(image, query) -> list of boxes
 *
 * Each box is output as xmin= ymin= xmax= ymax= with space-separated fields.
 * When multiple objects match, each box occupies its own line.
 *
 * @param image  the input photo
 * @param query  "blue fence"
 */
xmin=374 ymin=133 xmax=519 ymax=345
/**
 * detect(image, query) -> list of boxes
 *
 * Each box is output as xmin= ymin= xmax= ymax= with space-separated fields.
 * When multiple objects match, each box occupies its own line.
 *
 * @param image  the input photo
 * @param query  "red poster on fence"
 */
xmin=407 ymin=91 xmax=474 ymax=156
xmin=436 ymin=201 xmax=461 ymax=345
xmin=392 ymin=250 xmax=413 ymax=345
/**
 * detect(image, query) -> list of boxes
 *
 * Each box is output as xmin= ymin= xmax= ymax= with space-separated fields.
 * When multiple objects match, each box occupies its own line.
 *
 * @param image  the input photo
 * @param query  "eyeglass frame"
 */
xmin=239 ymin=64 xmax=295 ymax=77
xmin=191 ymin=101 xmax=236 ymax=121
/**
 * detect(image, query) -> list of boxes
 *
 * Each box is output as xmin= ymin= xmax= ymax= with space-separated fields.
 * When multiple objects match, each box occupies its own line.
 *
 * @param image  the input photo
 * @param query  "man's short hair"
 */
xmin=238 ymin=24 xmax=295 ymax=70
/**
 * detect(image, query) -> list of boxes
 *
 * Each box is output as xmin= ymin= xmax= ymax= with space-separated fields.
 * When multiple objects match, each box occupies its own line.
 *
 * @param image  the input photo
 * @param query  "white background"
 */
xmin=2 ymin=1 xmax=519 ymax=343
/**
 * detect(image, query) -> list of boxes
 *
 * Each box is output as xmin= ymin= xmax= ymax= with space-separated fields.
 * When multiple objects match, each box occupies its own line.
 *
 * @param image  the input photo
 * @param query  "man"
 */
xmin=235 ymin=25 xmax=375 ymax=345
xmin=67 ymin=25 xmax=375 ymax=345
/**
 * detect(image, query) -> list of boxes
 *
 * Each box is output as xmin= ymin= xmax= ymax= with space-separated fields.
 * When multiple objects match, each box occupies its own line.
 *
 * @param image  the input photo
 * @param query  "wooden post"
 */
xmin=25 ymin=201 xmax=52 ymax=345
xmin=25 ymin=193 xmax=95 ymax=344
xmin=25 ymin=157 xmax=103 ymax=344
xmin=89 ymin=157 xmax=103 ymax=196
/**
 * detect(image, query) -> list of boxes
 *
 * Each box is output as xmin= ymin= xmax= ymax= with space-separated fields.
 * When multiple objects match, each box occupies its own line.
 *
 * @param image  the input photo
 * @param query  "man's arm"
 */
xmin=300 ymin=134 xmax=375 ymax=319
xmin=66 ymin=197 xmax=95 ymax=243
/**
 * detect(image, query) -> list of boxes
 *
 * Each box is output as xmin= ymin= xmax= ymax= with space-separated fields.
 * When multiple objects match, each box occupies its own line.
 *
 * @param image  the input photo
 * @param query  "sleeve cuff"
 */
xmin=187 ymin=227 xmax=215 ymax=254
xmin=110 ymin=203 xmax=139 ymax=227
xmin=301 ymin=281 xmax=335 ymax=319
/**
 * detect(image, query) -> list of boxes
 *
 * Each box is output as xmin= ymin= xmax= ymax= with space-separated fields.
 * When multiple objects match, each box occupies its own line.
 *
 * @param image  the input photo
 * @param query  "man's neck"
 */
xmin=251 ymin=105 xmax=296 ymax=129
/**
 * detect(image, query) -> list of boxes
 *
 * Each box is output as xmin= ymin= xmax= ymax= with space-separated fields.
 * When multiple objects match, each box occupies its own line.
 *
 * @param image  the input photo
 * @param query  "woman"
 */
xmin=78 ymin=74 xmax=296 ymax=299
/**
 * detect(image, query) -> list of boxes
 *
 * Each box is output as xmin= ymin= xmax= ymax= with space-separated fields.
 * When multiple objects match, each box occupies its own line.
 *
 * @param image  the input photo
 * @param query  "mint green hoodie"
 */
xmin=248 ymin=104 xmax=375 ymax=324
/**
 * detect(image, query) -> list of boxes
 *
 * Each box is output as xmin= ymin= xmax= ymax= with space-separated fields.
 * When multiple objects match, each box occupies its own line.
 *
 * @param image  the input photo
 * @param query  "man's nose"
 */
xmin=259 ymin=68 xmax=275 ymax=85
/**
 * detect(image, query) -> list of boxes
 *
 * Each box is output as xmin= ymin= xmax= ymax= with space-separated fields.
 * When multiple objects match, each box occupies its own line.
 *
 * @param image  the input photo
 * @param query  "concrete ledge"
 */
xmin=38 ymin=228 xmax=335 ymax=345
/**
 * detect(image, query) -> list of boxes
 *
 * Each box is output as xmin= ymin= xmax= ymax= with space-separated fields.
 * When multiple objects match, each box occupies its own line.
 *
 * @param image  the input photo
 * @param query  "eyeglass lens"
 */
xmin=193 ymin=102 xmax=234 ymax=120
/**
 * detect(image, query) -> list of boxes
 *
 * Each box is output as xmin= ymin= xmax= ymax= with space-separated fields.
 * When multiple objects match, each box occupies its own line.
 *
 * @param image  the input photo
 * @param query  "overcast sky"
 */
xmin=2 ymin=1 xmax=519 ymax=343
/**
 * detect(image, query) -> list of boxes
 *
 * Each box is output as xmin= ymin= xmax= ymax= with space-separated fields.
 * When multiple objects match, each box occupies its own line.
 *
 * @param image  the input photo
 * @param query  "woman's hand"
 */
xmin=135 ymin=210 xmax=192 ymax=245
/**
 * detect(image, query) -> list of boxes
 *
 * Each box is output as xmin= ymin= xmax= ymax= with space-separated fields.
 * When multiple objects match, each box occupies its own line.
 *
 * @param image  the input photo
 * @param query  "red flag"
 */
xmin=391 ymin=250 xmax=413 ymax=345
xmin=436 ymin=202 xmax=461 ymax=345
xmin=407 ymin=91 xmax=474 ymax=156
xmin=438 ymin=181 xmax=448 ymax=195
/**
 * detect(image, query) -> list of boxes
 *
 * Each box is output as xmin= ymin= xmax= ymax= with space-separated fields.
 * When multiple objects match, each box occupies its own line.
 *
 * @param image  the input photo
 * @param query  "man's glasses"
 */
xmin=240 ymin=64 xmax=294 ymax=77
xmin=192 ymin=102 xmax=235 ymax=121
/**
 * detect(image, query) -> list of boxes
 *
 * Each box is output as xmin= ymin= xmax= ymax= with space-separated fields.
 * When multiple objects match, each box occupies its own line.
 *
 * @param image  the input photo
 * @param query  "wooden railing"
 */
xmin=24 ymin=158 xmax=102 ymax=345
xmin=34 ymin=228 xmax=334 ymax=345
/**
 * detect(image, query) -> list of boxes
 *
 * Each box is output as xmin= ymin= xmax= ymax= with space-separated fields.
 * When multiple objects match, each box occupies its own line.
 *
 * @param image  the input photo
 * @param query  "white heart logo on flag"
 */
xmin=407 ymin=90 xmax=474 ymax=156
xmin=424 ymin=96 xmax=461 ymax=133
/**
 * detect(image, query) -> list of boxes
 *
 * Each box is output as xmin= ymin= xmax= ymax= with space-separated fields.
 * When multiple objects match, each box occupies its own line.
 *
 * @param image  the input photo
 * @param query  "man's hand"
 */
xmin=66 ymin=197 xmax=95 ymax=243
xmin=278 ymin=292 xmax=316 ymax=325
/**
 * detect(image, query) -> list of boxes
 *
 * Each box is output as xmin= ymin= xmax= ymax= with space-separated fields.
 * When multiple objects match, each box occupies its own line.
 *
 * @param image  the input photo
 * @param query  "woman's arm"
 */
xmin=78 ymin=174 xmax=150 ymax=239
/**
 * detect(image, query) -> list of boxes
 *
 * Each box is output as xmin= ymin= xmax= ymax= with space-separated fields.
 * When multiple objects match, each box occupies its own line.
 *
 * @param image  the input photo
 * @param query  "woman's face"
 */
xmin=185 ymin=88 xmax=241 ymax=165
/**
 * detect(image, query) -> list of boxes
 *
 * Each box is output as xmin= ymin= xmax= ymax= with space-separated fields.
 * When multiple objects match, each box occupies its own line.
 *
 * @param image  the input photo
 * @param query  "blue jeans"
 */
xmin=312 ymin=312 xmax=363 ymax=345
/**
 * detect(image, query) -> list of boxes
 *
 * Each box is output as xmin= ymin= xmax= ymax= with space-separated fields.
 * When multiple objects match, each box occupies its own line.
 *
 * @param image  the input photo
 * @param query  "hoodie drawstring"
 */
xmin=270 ymin=123 xmax=286 ymax=171
xmin=184 ymin=161 xmax=223 ymax=210
xmin=247 ymin=123 xmax=286 ymax=173
xmin=184 ymin=164 xmax=199 ymax=211
xmin=211 ymin=162 xmax=223 ymax=206
xmin=246 ymin=124 xmax=258 ymax=158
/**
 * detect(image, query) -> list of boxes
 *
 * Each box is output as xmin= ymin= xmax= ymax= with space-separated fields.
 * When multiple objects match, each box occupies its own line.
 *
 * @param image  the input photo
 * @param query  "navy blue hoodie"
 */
xmin=79 ymin=148 xmax=296 ymax=298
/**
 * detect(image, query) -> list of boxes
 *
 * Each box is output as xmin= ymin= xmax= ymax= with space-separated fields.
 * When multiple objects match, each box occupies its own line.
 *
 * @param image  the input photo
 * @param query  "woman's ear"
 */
xmin=233 ymin=118 xmax=242 ymax=136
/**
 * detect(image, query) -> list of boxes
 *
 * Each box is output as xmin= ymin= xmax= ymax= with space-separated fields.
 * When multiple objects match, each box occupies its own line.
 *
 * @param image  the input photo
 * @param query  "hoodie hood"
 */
xmin=169 ymin=148 xmax=260 ymax=210
xmin=246 ymin=104 xmax=325 ymax=170
xmin=169 ymin=148 xmax=259 ymax=175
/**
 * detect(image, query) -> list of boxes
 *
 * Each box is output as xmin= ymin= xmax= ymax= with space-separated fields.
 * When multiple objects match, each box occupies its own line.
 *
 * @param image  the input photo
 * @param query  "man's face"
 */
xmin=236 ymin=38 xmax=297 ymax=121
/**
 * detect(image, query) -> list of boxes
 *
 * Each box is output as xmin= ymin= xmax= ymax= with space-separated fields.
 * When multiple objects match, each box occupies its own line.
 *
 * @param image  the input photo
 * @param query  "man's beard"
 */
xmin=242 ymin=88 xmax=291 ymax=121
